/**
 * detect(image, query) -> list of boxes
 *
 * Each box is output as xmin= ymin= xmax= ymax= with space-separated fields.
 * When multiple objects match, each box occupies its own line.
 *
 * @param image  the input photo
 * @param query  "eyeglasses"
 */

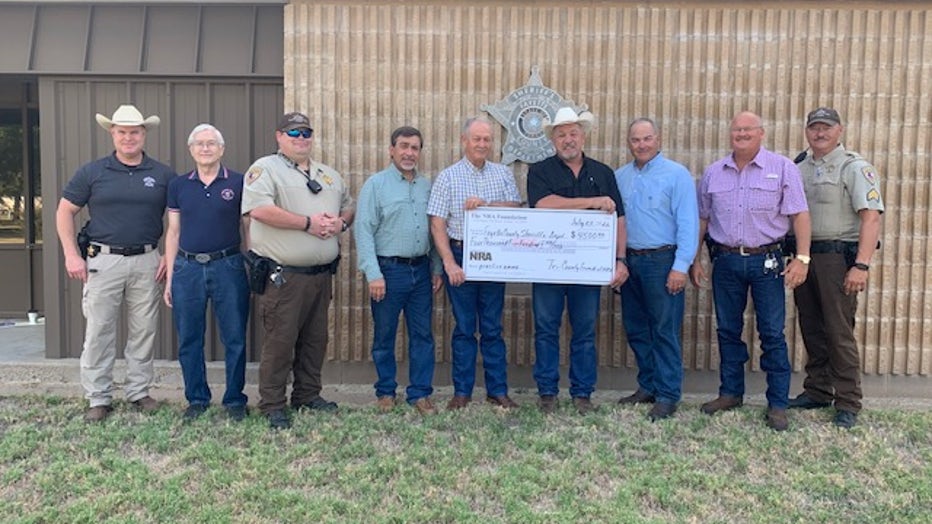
xmin=730 ymin=126 xmax=762 ymax=133
xmin=192 ymin=140 xmax=220 ymax=149
xmin=285 ymin=128 xmax=313 ymax=139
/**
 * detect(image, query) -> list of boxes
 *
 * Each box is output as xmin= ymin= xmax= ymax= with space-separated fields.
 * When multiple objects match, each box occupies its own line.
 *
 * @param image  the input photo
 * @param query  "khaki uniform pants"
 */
xmin=81 ymin=250 xmax=161 ymax=407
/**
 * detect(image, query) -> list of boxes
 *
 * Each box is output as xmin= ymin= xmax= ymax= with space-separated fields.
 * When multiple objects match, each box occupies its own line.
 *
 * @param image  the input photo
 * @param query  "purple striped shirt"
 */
xmin=698 ymin=147 xmax=808 ymax=247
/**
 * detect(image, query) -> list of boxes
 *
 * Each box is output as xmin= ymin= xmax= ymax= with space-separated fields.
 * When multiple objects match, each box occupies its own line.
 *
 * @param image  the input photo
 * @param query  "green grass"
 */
xmin=0 ymin=395 xmax=930 ymax=523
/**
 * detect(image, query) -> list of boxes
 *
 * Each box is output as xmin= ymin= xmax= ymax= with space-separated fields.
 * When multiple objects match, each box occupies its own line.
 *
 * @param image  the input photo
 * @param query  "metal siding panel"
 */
xmin=31 ymin=6 xmax=88 ymax=73
xmin=255 ymin=6 xmax=285 ymax=76
xmin=201 ymin=7 xmax=256 ymax=75
xmin=86 ymin=6 xmax=146 ymax=73
xmin=0 ymin=6 xmax=36 ymax=72
xmin=143 ymin=7 xmax=199 ymax=74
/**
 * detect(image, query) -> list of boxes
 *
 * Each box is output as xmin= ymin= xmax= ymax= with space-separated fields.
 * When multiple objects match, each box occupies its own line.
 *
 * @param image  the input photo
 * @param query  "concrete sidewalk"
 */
xmin=1 ymin=320 xmax=929 ymax=410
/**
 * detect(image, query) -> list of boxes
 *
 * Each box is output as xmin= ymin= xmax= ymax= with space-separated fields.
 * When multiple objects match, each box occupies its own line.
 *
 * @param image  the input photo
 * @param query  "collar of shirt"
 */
xmin=387 ymin=162 xmax=421 ymax=183
xmin=725 ymin=147 xmax=767 ymax=172
xmin=186 ymin=165 xmax=228 ymax=181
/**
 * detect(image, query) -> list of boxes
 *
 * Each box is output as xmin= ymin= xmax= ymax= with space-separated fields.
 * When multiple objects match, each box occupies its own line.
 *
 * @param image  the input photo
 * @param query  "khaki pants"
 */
xmin=81 ymin=250 xmax=161 ymax=407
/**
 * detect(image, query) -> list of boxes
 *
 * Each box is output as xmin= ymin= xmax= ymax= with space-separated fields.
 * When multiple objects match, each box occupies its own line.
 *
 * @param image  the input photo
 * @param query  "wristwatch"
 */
xmin=796 ymin=254 xmax=811 ymax=265
xmin=853 ymin=262 xmax=870 ymax=271
xmin=616 ymin=257 xmax=627 ymax=265
xmin=340 ymin=218 xmax=349 ymax=232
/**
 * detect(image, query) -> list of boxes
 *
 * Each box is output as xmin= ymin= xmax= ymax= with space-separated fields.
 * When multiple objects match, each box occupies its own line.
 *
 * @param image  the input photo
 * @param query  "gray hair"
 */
xmin=187 ymin=123 xmax=225 ymax=146
xmin=461 ymin=116 xmax=494 ymax=136
xmin=628 ymin=117 xmax=659 ymax=135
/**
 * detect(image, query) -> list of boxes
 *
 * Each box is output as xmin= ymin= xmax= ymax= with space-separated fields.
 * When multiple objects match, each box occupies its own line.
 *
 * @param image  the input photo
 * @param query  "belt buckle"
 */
xmin=195 ymin=253 xmax=211 ymax=264
xmin=739 ymin=246 xmax=750 ymax=256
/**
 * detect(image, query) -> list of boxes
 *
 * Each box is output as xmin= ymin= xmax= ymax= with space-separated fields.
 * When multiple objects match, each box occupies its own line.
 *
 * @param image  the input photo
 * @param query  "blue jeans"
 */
xmin=171 ymin=252 xmax=250 ymax=408
xmin=532 ymin=283 xmax=601 ymax=398
xmin=711 ymin=251 xmax=791 ymax=408
xmin=620 ymin=250 xmax=684 ymax=404
xmin=443 ymin=245 xmax=508 ymax=397
xmin=370 ymin=259 xmax=435 ymax=403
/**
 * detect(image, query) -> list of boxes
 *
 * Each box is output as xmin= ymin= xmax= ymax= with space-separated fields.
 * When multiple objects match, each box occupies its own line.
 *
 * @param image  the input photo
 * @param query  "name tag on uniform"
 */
xmin=765 ymin=173 xmax=779 ymax=179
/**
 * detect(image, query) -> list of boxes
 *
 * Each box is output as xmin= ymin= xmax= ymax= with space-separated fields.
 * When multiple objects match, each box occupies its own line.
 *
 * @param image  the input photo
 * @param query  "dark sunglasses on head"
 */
xmin=285 ymin=128 xmax=313 ymax=139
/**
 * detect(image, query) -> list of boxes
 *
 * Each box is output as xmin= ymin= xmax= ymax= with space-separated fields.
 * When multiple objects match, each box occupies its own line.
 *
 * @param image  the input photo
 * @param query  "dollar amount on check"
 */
xmin=463 ymin=207 xmax=617 ymax=285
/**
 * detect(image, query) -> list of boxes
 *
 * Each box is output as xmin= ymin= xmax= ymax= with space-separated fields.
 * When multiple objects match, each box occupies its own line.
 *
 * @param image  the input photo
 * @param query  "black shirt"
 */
xmin=527 ymin=154 xmax=624 ymax=216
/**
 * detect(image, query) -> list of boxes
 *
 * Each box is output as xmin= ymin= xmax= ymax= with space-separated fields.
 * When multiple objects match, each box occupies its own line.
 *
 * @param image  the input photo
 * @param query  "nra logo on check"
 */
xmin=469 ymin=251 xmax=492 ymax=261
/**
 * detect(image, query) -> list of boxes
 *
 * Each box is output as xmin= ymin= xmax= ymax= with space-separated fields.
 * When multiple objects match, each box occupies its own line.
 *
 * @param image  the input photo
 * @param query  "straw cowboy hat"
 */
xmin=95 ymin=104 xmax=161 ymax=131
xmin=543 ymin=106 xmax=595 ymax=137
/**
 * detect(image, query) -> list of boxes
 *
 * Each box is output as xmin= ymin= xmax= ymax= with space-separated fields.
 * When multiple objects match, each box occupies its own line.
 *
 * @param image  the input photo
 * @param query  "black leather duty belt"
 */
xmin=378 ymin=255 xmax=428 ymax=266
xmin=717 ymin=241 xmax=782 ymax=256
xmin=279 ymin=256 xmax=340 ymax=275
xmin=810 ymin=240 xmax=857 ymax=254
xmin=180 ymin=246 xmax=240 ymax=264
xmin=627 ymin=244 xmax=676 ymax=256
xmin=90 ymin=243 xmax=156 ymax=256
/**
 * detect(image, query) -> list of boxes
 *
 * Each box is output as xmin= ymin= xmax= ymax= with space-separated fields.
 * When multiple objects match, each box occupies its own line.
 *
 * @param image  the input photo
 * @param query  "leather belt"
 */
xmin=180 ymin=246 xmax=240 ymax=264
xmin=90 ymin=243 xmax=156 ymax=256
xmin=627 ymin=244 xmax=676 ymax=256
xmin=717 ymin=241 xmax=782 ymax=256
xmin=378 ymin=255 xmax=428 ymax=266
xmin=279 ymin=257 xmax=339 ymax=275
xmin=450 ymin=239 xmax=464 ymax=248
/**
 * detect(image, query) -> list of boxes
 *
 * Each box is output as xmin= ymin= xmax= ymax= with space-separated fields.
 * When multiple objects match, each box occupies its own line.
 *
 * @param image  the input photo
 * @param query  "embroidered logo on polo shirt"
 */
xmin=143 ymin=176 xmax=156 ymax=188
xmin=221 ymin=188 xmax=235 ymax=201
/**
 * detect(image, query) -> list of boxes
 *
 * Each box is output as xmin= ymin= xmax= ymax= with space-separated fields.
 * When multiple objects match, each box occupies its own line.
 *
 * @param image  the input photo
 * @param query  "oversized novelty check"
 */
xmin=463 ymin=207 xmax=617 ymax=285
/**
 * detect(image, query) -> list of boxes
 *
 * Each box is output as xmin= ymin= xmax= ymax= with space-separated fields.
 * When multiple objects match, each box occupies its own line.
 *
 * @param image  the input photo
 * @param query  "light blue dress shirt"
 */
xmin=615 ymin=152 xmax=700 ymax=273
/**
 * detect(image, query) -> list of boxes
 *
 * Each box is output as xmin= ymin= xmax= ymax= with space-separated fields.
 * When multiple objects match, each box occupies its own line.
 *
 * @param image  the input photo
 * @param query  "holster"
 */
xmin=76 ymin=221 xmax=91 ymax=260
xmin=245 ymin=250 xmax=272 ymax=295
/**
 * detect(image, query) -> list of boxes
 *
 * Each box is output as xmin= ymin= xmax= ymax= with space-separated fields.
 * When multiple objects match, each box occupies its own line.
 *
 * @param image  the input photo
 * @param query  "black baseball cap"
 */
xmin=277 ymin=112 xmax=312 ymax=132
xmin=806 ymin=107 xmax=842 ymax=127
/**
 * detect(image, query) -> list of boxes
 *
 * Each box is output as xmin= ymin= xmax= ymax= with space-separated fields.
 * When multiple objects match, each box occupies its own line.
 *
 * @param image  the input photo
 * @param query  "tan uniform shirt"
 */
xmin=799 ymin=145 xmax=884 ymax=242
xmin=242 ymin=152 xmax=353 ymax=266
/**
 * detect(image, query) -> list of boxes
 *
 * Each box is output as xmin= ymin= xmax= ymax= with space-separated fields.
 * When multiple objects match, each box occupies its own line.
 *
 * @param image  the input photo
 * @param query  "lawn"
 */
xmin=0 ymin=395 xmax=929 ymax=523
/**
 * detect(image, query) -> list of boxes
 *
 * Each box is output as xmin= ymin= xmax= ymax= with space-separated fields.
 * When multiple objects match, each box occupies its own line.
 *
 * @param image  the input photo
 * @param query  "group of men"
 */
xmin=56 ymin=102 xmax=882 ymax=431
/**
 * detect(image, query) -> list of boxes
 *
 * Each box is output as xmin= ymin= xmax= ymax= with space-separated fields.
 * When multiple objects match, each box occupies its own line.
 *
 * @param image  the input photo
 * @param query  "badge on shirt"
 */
xmin=320 ymin=168 xmax=333 ymax=186
xmin=246 ymin=166 xmax=264 ymax=185
xmin=867 ymin=188 xmax=880 ymax=202
xmin=861 ymin=166 xmax=877 ymax=185
xmin=765 ymin=173 xmax=779 ymax=179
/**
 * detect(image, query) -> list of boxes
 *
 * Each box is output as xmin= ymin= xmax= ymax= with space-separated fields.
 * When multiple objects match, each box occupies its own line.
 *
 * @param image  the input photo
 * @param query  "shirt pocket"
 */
xmin=707 ymin=176 xmax=736 ymax=213
xmin=809 ymin=168 xmax=842 ymax=204
xmin=748 ymin=177 xmax=781 ymax=212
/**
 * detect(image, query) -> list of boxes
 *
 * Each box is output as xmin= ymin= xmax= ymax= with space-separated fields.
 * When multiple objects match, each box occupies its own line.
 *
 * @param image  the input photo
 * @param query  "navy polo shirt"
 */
xmin=167 ymin=166 xmax=244 ymax=253
xmin=63 ymin=152 xmax=175 ymax=245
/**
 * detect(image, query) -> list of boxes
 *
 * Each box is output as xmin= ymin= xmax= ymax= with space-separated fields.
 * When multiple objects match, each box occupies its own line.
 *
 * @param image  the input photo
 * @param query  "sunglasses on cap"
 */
xmin=284 ymin=128 xmax=312 ymax=139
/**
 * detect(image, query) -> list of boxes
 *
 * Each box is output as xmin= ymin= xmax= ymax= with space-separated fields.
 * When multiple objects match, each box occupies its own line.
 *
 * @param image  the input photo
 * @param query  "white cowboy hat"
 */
xmin=95 ymin=104 xmax=161 ymax=131
xmin=543 ymin=106 xmax=595 ymax=137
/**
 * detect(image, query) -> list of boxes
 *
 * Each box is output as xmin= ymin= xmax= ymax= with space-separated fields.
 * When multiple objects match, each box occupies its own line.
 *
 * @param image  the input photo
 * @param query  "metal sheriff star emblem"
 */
xmin=481 ymin=66 xmax=588 ymax=165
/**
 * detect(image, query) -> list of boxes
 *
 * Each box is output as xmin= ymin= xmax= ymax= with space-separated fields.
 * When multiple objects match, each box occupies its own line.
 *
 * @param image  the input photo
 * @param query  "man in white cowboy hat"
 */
xmin=55 ymin=103 xmax=176 ymax=423
xmin=527 ymin=106 xmax=629 ymax=415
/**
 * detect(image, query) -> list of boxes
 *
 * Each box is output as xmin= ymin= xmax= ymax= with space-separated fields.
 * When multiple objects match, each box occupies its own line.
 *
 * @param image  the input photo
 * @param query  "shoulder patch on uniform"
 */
xmin=246 ymin=166 xmax=264 ymax=185
xmin=867 ymin=188 xmax=880 ymax=202
xmin=861 ymin=166 xmax=877 ymax=185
